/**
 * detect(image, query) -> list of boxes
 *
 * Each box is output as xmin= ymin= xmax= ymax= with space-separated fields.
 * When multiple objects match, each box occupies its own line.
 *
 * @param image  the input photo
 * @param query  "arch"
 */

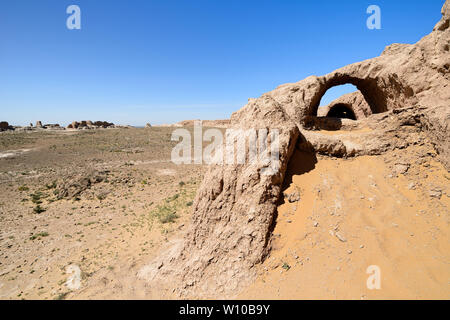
xmin=308 ymin=75 xmax=389 ymax=117
xmin=326 ymin=103 xmax=357 ymax=120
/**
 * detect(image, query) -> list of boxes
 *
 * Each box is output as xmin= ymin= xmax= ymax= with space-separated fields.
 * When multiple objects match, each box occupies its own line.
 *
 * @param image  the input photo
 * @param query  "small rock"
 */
xmin=429 ymin=188 xmax=442 ymax=199
xmin=284 ymin=190 xmax=300 ymax=203
xmin=393 ymin=163 xmax=409 ymax=175
xmin=335 ymin=232 xmax=347 ymax=242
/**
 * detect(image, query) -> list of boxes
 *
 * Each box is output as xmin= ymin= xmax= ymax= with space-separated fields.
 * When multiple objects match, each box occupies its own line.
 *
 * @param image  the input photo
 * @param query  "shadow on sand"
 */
xmin=281 ymin=149 xmax=318 ymax=192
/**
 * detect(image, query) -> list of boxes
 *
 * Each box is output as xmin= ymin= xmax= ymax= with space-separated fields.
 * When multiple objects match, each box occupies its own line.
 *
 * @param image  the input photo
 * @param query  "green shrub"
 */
xmin=151 ymin=204 xmax=178 ymax=224
xmin=30 ymin=191 xmax=46 ymax=204
xmin=158 ymin=211 xmax=178 ymax=224
xmin=29 ymin=232 xmax=49 ymax=240
xmin=282 ymin=262 xmax=291 ymax=271
xmin=33 ymin=205 xmax=46 ymax=214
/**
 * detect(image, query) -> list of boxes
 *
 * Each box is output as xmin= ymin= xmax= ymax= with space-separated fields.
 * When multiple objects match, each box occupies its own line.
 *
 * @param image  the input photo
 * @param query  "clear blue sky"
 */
xmin=0 ymin=0 xmax=444 ymax=126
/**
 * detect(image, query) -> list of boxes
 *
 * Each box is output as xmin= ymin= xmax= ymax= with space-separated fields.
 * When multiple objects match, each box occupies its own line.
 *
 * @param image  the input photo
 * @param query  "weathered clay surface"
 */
xmin=140 ymin=1 xmax=450 ymax=298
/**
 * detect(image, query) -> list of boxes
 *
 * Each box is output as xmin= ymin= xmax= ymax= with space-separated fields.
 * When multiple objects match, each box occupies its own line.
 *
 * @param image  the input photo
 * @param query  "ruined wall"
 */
xmin=140 ymin=1 xmax=450 ymax=298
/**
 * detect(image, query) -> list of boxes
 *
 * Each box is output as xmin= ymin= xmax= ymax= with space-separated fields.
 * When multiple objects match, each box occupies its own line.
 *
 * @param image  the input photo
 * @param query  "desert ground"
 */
xmin=0 ymin=126 xmax=448 ymax=299
xmin=0 ymin=127 xmax=203 ymax=299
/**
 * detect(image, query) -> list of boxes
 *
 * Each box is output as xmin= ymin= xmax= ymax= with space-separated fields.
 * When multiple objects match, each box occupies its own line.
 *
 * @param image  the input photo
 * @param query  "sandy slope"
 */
xmin=240 ymin=145 xmax=449 ymax=299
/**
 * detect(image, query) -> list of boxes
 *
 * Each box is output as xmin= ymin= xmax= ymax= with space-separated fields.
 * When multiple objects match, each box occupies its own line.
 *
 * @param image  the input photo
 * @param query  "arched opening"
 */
xmin=326 ymin=103 xmax=356 ymax=120
xmin=315 ymin=83 xmax=373 ymax=121
xmin=316 ymin=84 xmax=362 ymax=120
xmin=308 ymin=75 xmax=390 ymax=118
xmin=318 ymin=84 xmax=357 ymax=108
xmin=302 ymin=81 xmax=376 ymax=130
